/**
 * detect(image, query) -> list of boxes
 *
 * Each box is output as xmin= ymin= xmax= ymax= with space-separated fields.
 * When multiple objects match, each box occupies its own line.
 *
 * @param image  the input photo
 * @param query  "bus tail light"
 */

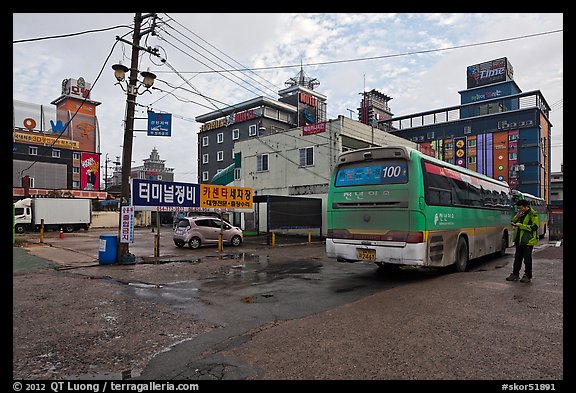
xmin=383 ymin=231 xmax=424 ymax=243
xmin=327 ymin=229 xmax=424 ymax=243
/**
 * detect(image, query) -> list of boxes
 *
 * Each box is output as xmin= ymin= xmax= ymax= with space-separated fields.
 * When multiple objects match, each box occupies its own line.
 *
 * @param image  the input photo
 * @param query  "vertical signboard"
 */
xmin=454 ymin=137 xmax=467 ymax=168
xmin=120 ymin=206 xmax=134 ymax=243
xmin=81 ymin=152 xmax=100 ymax=191
xmin=493 ymin=131 xmax=509 ymax=183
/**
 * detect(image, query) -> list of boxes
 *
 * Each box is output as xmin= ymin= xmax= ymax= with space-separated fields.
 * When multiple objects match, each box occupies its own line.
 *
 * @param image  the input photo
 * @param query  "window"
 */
xmin=217 ymin=151 xmax=224 ymax=161
xmin=28 ymin=177 xmax=35 ymax=188
xmin=202 ymin=154 xmax=209 ymax=164
xmin=468 ymin=156 xmax=477 ymax=164
xmin=232 ymin=129 xmax=239 ymax=140
xmin=52 ymin=149 xmax=61 ymax=158
xmin=468 ymin=139 xmax=477 ymax=147
xmin=509 ymin=134 xmax=519 ymax=141
xmin=257 ymin=154 xmax=269 ymax=171
xmin=509 ymin=152 xmax=518 ymax=160
xmin=234 ymin=168 xmax=241 ymax=180
xmin=73 ymin=152 xmax=81 ymax=160
xmin=249 ymin=125 xmax=257 ymax=136
xmin=299 ymin=147 xmax=314 ymax=166
xmin=202 ymin=136 xmax=209 ymax=146
xmin=73 ymin=167 xmax=80 ymax=174
xmin=29 ymin=146 xmax=37 ymax=155
xmin=202 ymin=171 xmax=209 ymax=181
xmin=217 ymin=132 xmax=224 ymax=143
xmin=463 ymin=126 xmax=472 ymax=134
xmin=72 ymin=180 xmax=80 ymax=188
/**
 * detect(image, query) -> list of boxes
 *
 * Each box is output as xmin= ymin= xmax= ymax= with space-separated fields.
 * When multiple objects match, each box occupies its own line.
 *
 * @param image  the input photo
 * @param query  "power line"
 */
xmin=18 ymin=31 xmax=132 ymax=176
xmin=153 ymin=29 xmax=563 ymax=74
xmin=161 ymin=13 xmax=281 ymax=96
xmin=13 ymin=25 xmax=132 ymax=44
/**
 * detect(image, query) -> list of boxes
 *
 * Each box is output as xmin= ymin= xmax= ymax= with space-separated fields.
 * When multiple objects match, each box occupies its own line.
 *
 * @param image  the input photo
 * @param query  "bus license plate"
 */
xmin=357 ymin=249 xmax=376 ymax=261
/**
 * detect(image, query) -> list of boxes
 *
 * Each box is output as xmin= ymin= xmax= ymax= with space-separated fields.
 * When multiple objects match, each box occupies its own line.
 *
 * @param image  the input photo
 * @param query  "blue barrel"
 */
xmin=98 ymin=234 xmax=118 ymax=265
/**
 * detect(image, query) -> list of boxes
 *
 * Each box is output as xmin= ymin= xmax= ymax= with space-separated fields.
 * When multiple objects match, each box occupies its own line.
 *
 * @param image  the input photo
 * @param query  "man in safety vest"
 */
xmin=506 ymin=199 xmax=539 ymax=283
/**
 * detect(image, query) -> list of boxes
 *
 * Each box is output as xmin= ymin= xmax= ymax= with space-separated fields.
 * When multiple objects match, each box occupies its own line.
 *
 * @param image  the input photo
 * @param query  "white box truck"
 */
xmin=14 ymin=198 xmax=92 ymax=234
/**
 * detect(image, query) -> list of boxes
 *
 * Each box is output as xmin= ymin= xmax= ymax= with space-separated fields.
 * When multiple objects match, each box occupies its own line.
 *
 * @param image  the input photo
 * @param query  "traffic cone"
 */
xmin=59 ymin=228 xmax=64 ymax=239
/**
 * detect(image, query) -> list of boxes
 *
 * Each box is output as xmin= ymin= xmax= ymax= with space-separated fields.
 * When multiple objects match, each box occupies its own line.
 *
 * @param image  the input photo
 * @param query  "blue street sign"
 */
xmin=147 ymin=112 xmax=172 ymax=137
xmin=132 ymin=179 xmax=199 ymax=208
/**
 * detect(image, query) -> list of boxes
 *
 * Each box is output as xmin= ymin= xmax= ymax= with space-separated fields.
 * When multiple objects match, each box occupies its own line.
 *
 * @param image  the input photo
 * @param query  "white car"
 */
xmin=173 ymin=216 xmax=243 ymax=249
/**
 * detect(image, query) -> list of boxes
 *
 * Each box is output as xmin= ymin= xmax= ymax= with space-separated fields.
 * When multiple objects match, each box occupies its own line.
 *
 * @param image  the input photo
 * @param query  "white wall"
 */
xmin=234 ymin=116 xmax=417 ymax=235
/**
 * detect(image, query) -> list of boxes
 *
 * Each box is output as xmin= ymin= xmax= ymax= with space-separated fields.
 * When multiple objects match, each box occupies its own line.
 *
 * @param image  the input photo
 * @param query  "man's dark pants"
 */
xmin=513 ymin=245 xmax=533 ymax=278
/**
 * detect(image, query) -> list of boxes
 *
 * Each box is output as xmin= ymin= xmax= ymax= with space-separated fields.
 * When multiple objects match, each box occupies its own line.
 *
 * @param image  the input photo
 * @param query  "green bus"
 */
xmin=510 ymin=190 xmax=548 ymax=239
xmin=326 ymin=145 xmax=514 ymax=272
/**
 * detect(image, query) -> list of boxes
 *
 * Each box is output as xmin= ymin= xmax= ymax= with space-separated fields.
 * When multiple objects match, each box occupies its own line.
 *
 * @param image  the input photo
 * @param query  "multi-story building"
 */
xmin=108 ymin=147 xmax=174 ymax=188
xmin=380 ymin=57 xmax=552 ymax=202
xmin=195 ymin=69 xmax=416 ymax=233
xmin=13 ymin=77 xmax=105 ymax=201
xmin=195 ymin=67 xmax=326 ymax=185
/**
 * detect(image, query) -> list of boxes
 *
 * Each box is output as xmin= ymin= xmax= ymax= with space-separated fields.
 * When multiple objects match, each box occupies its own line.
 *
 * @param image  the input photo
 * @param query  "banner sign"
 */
xmin=132 ymin=179 xmax=199 ymax=209
xmin=120 ymin=206 xmax=134 ymax=243
xmin=147 ymin=112 xmax=172 ymax=137
xmin=13 ymin=132 xmax=79 ymax=148
xmin=81 ymin=152 xmax=100 ymax=191
xmin=302 ymin=122 xmax=326 ymax=136
xmin=200 ymin=184 xmax=253 ymax=210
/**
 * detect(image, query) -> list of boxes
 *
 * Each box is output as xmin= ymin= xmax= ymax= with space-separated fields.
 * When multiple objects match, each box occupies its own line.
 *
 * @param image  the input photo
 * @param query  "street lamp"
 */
xmin=112 ymin=63 xmax=156 ymax=95
xmin=112 ymin=13 xmax=157 ymax=264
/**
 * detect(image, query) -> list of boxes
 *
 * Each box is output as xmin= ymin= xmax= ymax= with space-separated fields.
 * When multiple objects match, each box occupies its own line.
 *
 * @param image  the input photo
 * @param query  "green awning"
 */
xmin=211 ymin=153 xmax=241 ymax=185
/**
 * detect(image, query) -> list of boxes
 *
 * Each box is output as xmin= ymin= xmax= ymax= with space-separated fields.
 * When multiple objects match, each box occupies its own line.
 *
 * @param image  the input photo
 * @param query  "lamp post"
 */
xmin=112 ymin=12 xmax=157 ymax=263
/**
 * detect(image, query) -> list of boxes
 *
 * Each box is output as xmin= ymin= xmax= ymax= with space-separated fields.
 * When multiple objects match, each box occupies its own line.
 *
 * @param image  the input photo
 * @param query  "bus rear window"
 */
xmin=335 ymin=160 xmax=408 ymax=186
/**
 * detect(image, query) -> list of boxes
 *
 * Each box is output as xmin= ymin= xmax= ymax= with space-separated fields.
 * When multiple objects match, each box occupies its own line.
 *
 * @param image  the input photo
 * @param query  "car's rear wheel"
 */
xmin=174 ymin=240 xmax=185 ymax=248
xmin=230 ymin=235 xmax=242 ymax=247
xmin=188 ymin=237 xmax=201 ymax=249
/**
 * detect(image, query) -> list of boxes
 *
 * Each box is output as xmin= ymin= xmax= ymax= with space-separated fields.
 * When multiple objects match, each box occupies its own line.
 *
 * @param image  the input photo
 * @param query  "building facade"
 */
xmin=380 ymin=58 xmax=552 ymax=202
xmin=195 ymin=67 xmax=327 ymax=185
xmin=13 ymin=77 xmax=105 ymax=201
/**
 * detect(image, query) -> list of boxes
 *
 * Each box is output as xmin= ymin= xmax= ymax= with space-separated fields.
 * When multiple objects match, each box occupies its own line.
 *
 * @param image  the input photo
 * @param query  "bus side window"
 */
xmin=468 ymin=184 xmax=482 ymax=207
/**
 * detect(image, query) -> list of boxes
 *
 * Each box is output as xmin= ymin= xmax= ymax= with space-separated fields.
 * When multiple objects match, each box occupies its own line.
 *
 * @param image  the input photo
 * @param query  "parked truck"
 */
xmin=13 ymin=198 xmax=92 ymax=234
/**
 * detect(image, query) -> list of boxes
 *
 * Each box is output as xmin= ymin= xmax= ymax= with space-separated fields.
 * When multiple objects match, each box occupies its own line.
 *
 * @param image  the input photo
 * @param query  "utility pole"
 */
xmin=116 ymin=13 xmax=157 ymax=263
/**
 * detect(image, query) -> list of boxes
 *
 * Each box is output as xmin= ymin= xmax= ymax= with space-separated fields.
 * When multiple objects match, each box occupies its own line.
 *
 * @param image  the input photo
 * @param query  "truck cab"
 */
xmin=14 ymin=198 xmax=32 ymax=234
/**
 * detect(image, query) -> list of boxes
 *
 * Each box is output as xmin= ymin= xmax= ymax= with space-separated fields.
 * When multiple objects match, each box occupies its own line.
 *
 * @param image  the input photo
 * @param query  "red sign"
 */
xmin=302 ymin=122 xmax=326 ymax=136
xmin=81 ymin=152 xmax=100 ymax=191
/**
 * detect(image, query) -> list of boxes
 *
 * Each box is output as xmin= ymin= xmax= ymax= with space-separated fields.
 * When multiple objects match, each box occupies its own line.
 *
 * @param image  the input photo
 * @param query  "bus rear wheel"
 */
xmin=455 ymin=237 xmax=469 ymax=272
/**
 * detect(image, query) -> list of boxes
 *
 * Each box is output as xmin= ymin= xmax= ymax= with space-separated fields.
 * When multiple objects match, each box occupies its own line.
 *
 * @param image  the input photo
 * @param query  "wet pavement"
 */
xmin=13 ymin=229 xmax=564 ymax=381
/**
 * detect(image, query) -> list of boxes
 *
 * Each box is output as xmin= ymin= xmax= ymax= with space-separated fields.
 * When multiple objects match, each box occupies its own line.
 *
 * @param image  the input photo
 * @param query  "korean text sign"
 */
xmin=200 ymin=184 xmax=253 ymax=210
xmin=132 ymin=179 xmax=200 ymax=208
xmin=120 ymin=206 xmax=134 ymax=244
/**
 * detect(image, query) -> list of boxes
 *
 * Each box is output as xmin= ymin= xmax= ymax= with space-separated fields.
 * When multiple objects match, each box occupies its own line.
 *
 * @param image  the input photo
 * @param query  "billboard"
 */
xmin=80 ymin=152 xmax=100 ymax=191
xmin=200 ymin=184 xmax=253 ymax=210
xmin=466 ymin=58 xmax=513 ymax=89
xmin=132 ymin=179 xmax=200 ymax=209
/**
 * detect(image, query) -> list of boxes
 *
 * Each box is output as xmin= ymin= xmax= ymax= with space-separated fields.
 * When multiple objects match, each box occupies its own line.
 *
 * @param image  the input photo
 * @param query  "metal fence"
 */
xmin=548 ymin=210 xmax=563 ymax=241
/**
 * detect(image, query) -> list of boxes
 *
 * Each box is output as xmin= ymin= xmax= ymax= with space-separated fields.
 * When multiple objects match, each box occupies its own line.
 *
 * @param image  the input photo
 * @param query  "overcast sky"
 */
xmin=12 ymin=13 xmax=564 ymax=184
